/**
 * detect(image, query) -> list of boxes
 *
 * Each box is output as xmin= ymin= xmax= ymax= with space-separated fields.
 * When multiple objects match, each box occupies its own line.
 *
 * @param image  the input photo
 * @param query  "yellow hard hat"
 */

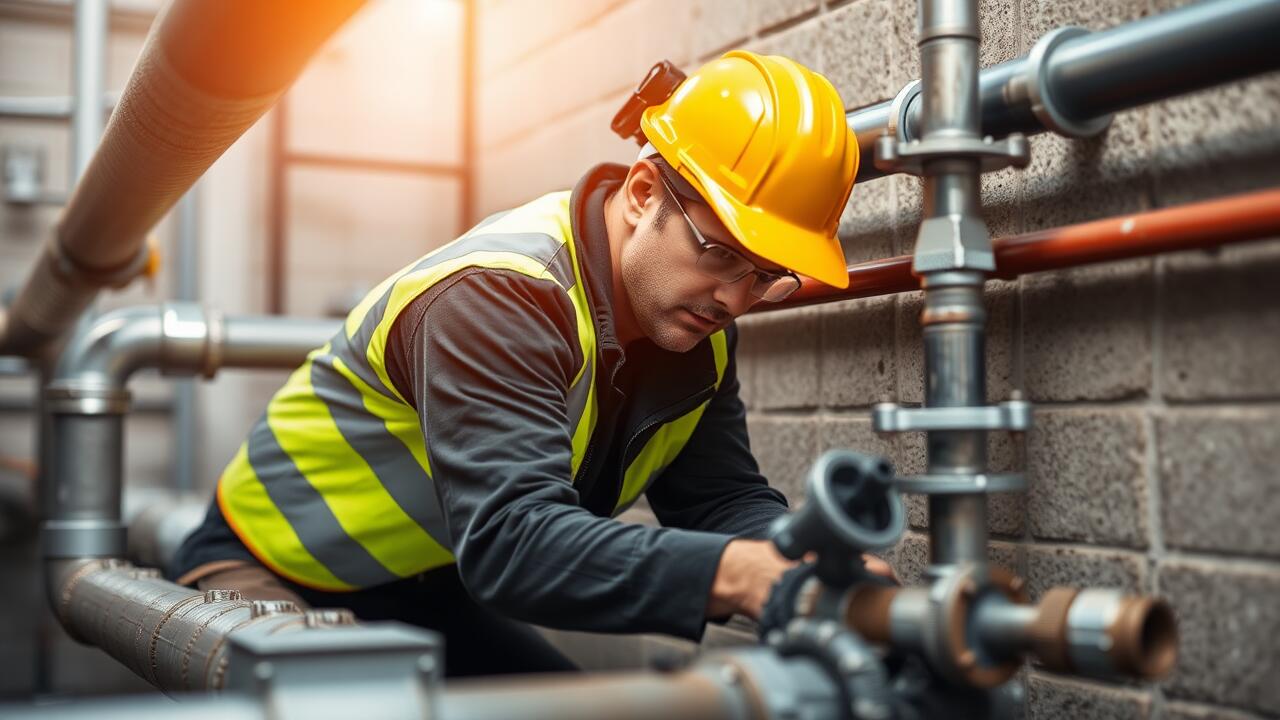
xmin=639 ymin=50 xmax=858 ymax=289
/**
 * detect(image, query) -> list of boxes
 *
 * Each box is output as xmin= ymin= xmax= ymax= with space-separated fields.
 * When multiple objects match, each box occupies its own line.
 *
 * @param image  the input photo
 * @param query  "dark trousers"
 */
xmin=287 ymin=566 xmax=580 ymax=678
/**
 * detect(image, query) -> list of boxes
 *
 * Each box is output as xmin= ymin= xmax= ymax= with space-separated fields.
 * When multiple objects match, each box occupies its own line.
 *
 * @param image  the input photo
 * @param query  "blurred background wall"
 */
xmin=0 ymin=0 xmax=1277 ymax=717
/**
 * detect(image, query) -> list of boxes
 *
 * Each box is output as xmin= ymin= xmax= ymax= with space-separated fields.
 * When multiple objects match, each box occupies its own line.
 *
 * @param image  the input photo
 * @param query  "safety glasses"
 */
xmin=656 ymin=171 xmax=801 ymax=303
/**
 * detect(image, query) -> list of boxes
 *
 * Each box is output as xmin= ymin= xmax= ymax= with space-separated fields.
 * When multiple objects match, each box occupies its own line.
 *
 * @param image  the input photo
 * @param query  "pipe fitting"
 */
xmin=1030 ymin=588 xmax=1178 ymax=680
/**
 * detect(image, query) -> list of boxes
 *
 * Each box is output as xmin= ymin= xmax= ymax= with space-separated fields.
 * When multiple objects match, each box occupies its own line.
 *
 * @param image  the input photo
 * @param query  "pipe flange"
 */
xmin=896 ymin=473 xmax=1027 ymax=495
xmin=46 ymin=234 xmax=154 ymax=290
xmin=886 ymin=80 xmax=922 ymax=142
xmin=1022 ymin=27 xmax=1113 ymax=138
xmin=922 ymin=564 xmax=1025 ymax=688
xmin=1027 ymin=587 xmax=1079 ymax=673
xmin=43 ymin=382 xmax=131 ymax=415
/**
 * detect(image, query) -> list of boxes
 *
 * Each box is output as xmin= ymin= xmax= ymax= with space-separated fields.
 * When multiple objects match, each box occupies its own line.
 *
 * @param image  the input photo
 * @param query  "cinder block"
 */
xmin=1021 ymin=0 xmax=1149 ymax=52
xmin=479 ymin=0 xmax=621 ymax=78
xmin=1021 ymin=260 xmax=1153 ymax=402
xmin=892 ymin=175 xmax=924 ymax=257
xmin=821 ymin=0 xmax=895 ymax=110
xmin=888 ymin=0 xmax=1021 ymax=92
xmin=1019 ymin=110 xmax=1151 ymax=233
xmin=1148 ymin=63 xmax=1280 ymax=205
xmin=1158 ymin=559 xmax=1280 ymax=714
xmin=891 ymin=532 xmax=1021 ymax=587
xmin=1026 ymin=673 xmax=1152 ymax=720
xmin=895 ymin=279 xmax=1018 ymax=405
xmin=839 ymin=178 xmax=896 ymax=265
xmin=754 ymin=0 xmax=818 ymax=33
xmin=1159 ymin=701 xmax=1268 ymax=720
xmin=746 ymin=414 xmax=821 ymax=501
xmin=1024 ymin=545 xmax=1148 ymax=602
xmin=1026 ymin=409 xmax=1150 ymax=548
xmin=818 ymin=415 xmax=898 ymax=462
xmin=894 ymin=430 xmax=1026 ymax=537
xmin=1157 ymin=408 xmax=1280 ymax=559
xmin=691 ymin=0 xmax=754 ymax=59
xmin=736 ymin=307 xmax=822 ymax=410
xmin=819 ymin=295 xmax=897 ymax=409
xmin=744 ymin=12 xmax=824 ymax=72
xmin=1161 ymin=242 xmax=1280 ymax=402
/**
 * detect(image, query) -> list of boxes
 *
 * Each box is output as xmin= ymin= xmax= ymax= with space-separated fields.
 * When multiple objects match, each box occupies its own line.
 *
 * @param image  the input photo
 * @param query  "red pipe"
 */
xmin=762 ymin=187 xmax=1280 ymax=312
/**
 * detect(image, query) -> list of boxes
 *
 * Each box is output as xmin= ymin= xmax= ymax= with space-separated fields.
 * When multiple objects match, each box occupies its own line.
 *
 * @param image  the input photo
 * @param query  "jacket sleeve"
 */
xmin=644 ymin=324 xmax=790 ymax=539
xmin=404 ymin=268 xmax=732 ymax=641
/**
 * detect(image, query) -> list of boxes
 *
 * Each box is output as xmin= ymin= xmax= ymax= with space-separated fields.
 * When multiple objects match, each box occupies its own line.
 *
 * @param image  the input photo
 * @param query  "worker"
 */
xmin=170 ymin=50 xmax=890 ymax=676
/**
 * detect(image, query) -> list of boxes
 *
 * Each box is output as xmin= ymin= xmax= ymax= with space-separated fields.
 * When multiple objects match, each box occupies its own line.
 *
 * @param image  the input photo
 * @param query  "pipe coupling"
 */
xmin=1030 ymin=587 xmax=1178 ymax=680
xmin=1007 ymin=26 xmax=1113 ymax=138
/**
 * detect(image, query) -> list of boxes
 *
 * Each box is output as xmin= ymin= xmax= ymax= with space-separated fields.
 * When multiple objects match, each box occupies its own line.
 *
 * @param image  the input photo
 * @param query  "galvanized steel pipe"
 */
xmin=43 ymin=304 xmax=339 ymax=559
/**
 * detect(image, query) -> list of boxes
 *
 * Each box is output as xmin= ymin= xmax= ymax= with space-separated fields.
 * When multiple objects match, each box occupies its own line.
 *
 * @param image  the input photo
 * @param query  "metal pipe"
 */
xmin=71 ymin=0 xmax=108 ymax=182
xmin=848 ymin=0 xmax=1280 ymax=183
xmin=42 ymin=304 xmax=339 ymax=558
xmin=0 ymin=0 xmax=364 ymax=357
xmin=0 ymin=93 xmax=117 ymax=121
xmin=759 ymin=187 xmax=1280 ymax=312
xmin=173 ymin=191 xmax=200 ymax=492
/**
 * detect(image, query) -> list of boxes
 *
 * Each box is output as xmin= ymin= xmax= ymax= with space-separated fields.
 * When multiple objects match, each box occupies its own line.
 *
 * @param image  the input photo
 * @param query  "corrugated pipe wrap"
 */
xmin=0 ymin=0 xmax=364 ymax=356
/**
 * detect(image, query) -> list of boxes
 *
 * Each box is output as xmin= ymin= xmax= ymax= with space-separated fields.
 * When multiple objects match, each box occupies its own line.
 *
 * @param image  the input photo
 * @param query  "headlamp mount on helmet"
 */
xmin=610 ymin=60 xmax=686 ymax=146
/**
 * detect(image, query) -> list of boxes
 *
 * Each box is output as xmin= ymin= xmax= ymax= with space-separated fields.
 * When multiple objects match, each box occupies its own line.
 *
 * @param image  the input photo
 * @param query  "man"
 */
xmin=171 ymin=50 xmax=886 ymax=676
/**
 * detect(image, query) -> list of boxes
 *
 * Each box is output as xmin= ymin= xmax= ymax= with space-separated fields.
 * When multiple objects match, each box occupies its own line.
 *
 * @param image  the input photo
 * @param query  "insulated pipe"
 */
xmin=0 ymin=0 xmax=364 ymax=357
xmin=43 ymin=304 xmax=339 ymax=558
xmin=759 ymin=187 xmax=1280 ymax=312
xmin=848 ymin=0 xmax=1280 ymax=183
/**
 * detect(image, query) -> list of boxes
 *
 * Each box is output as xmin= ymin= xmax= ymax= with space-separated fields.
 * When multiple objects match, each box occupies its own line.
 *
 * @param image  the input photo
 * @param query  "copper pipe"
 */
xmin=762 ymin=187 xmax=1280 ymax=312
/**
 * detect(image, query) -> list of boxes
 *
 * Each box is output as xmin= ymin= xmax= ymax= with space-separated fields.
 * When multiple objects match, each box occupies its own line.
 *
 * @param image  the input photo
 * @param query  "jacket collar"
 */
xmin=568 ymin=163 xmax=721 ymax=399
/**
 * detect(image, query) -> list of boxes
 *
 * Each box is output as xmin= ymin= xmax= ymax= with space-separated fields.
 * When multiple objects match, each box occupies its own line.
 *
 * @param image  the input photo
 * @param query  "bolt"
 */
xmin=304 ymin=608 xmax=356 ymax=628
xmin=203 ymin=589 xmax=243 ymax=603
xmin=416 ymin=654 xmax=438 ymax=677
xmin=254 ymin=661 xmax=274 ymax=683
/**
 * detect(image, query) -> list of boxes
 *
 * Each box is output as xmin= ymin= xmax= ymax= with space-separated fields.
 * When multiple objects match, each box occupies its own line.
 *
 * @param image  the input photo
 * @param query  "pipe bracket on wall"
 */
xmin=872 ymin=400 xmax=1032 ymax=433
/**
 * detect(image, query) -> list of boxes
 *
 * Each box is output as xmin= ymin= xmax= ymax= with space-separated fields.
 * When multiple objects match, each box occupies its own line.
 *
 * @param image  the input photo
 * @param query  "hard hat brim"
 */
xmin=678 ymin=163 xmax=852 ymax=290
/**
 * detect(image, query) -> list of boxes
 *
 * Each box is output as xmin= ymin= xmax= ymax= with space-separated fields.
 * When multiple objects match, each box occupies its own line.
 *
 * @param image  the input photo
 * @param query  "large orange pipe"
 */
xmin=762 ymin=187 xmax=1280 ymax=312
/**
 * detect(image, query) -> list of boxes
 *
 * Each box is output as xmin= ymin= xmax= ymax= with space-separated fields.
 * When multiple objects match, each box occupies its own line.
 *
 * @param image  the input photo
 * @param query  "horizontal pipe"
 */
xmin=848 ymin=0 xmax=1280 ymax=183
xmin=0 ymin=92 xmax=117 ymax=121
xmin=758 ymin=187 xmax=1280 ymax=312
xmin=0 ymin=0 xmax=363 ymax=357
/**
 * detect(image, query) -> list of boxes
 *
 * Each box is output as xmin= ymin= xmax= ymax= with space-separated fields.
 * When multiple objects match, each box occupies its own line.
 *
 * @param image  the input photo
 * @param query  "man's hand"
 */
xmin=707 ymin=540 xmax=900 ymax=620
xmin=707 ymin=539 xmax=795 ymax=620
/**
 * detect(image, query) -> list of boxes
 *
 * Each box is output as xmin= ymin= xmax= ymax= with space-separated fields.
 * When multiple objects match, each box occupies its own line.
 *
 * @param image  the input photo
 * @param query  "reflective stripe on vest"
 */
xmin=218 ymin=191 xmax=725 ymax=591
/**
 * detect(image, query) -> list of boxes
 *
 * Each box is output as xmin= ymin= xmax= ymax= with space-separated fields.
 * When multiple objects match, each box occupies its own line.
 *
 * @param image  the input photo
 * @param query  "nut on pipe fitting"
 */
xmin=1030 ymin=587 xmax=1177 ymax=680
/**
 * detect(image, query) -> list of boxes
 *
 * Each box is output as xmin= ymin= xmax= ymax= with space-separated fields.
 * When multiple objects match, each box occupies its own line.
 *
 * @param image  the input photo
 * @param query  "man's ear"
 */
xmin=621 ymin=159 xmax=661 ymax=230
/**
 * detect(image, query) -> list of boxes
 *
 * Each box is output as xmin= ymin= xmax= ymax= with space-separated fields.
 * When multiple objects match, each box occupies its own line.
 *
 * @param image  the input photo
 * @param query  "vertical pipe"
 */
xmin=916 ymin=0 xmax=990 ymax=571
xmin=267 ymin=102 xmax=288 ymax=315
xmin=71 ymin=0 xmax=108 ymax=181
xmin=173 ymin=190 xmax=201 ymax=492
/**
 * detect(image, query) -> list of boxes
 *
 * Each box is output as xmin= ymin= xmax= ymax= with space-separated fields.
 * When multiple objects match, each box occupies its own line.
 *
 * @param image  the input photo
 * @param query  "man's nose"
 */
xmin=713 ymin=275 xmax=758 ymax=317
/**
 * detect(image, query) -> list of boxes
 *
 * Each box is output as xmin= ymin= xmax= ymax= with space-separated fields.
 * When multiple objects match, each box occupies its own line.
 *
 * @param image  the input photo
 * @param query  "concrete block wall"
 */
xmin=478 ymin=1 xmax=1280 ymax=717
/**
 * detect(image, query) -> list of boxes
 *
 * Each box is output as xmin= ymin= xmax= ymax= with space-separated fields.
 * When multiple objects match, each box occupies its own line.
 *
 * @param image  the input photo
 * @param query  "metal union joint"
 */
xmin=913 ymin=213 xmax=997 ymax=273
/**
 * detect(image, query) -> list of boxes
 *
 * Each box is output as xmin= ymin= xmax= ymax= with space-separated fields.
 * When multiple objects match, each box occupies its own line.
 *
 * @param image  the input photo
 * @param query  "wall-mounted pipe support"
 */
xmin=41 ymin=303 xmax=338 ymax=559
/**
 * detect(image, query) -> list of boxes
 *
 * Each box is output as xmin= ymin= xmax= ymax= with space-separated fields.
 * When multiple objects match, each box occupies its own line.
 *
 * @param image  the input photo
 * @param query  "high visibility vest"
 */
xmin=217 ymin=191 xmax=728 ymax=591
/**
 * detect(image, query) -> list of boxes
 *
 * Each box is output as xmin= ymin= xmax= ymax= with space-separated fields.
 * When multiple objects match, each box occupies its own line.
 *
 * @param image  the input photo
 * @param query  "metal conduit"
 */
xmin=757 ymin=186 xmax=1280 ymax=312
xmin=0 ymin=0 xmax=364 ymax=357
xmin=847 ymin=0 xmax=1280 ymax=183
